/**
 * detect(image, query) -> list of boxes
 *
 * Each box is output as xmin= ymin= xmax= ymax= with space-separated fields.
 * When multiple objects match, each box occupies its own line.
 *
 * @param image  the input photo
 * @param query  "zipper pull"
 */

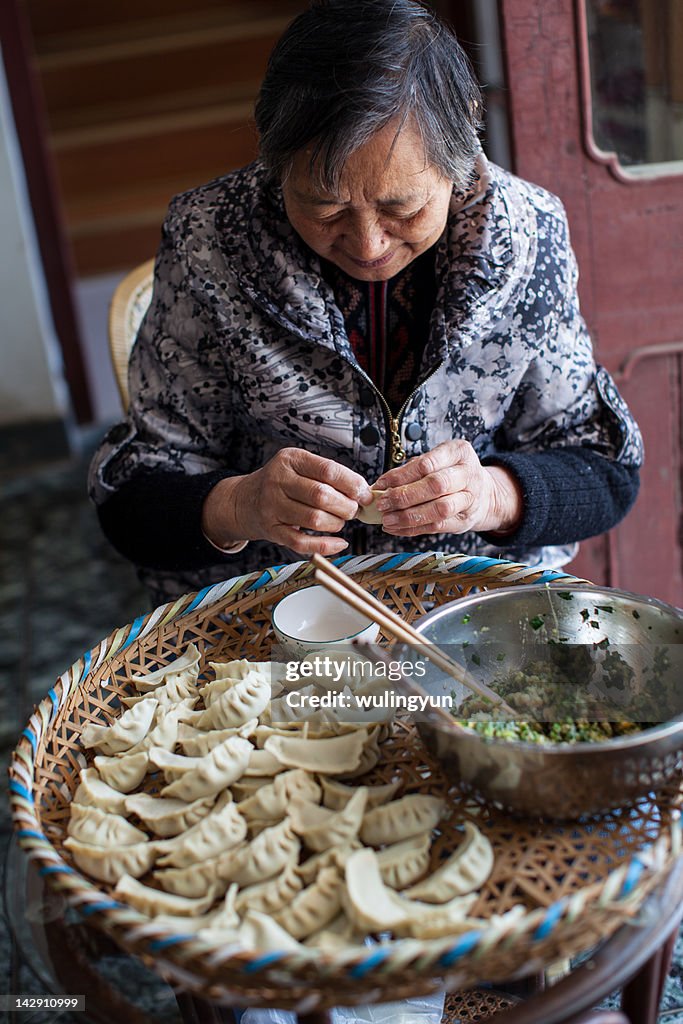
xmin=389 ymin=418 xmax=406 ymax=465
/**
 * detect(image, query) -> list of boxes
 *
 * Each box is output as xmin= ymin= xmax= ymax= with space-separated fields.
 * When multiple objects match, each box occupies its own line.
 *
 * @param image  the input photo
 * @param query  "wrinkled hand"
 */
xmin=202 ymin=448 xmax=373 ymax=556
xmin=373 ymin=440 xmax=523 ymax=537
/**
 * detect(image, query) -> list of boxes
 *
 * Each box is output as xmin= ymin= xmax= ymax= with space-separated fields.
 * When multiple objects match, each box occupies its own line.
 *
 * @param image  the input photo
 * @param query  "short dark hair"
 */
xmin=254 ymin=0 xmax=482 ymax=192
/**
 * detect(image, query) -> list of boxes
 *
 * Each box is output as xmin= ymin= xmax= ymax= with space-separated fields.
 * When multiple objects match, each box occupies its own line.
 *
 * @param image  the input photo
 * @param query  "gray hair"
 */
xmin=254 ymin=0 xmax=482 ymax=192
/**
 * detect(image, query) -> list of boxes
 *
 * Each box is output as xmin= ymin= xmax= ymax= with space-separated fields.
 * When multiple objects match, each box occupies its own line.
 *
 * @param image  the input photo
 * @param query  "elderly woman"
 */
xmin=90 ymin=0 xmax=642 ymax=603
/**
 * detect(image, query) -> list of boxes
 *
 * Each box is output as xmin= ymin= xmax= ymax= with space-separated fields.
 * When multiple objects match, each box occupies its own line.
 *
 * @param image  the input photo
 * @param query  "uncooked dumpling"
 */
xmin=273 ymin=867 xmax=344 ymax=939
xmin=93 ymin=751 xmax=149 ymax=793
xmin=404 ymin=822 xmax=493 ymax=903
xmin=376 ymin=833 xmax=432 ymax=890
xmin=289 ymin=787 xmax=367 ymax=852
xmin=125 ymin=792 xmax=214 ymax=837
xmin=80 ymin=699 xmax=157 ymax=755
xmin=264 ymin=730 xmax=367 ymax=775
xmin=63 ymin=837 xmax=158 ymax=884
xmin=130 ymin=643 xmax=201 ymax=690
xmin=72 ymin=768 xmax=128 ymax=815
xmin=360 ymin=793 xmax=445 ymax=846
xmin=114 ymin=873 xmax=221 ymax=917
xmin=67 ymin=802 xmax=148 ymax=847
xmin=155 ymin=792 xmax=246 ymax=867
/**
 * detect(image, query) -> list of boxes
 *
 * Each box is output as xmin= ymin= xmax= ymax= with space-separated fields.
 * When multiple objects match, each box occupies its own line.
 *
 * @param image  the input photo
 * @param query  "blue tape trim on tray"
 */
xmin=22 ymin=728 xmax=37 ymax=753
xmin=248 ymin=570 xmax=276 ymax=591
xmin=537 ymin=570 xmax=571 ymax=583
xmin=183 ymin=585 xmax=215 ymax=615
xmin=620 ymin=856 xmax=645 ymax=896
xmin=80 ymin=901 xmax=122 ymax=915
xmin=243 ymin=952 xmax=287 ymax=972
xmin=350 ymin=948 xmax=391 ymax=978
xmin=122 ymin=614 xmax=146 ymax=649
xmin=439 ymin=931 xmax=481 ymax=967
xmin=18 ymin=829 xmax=45 ymax=841
xmin=533 ymin=899 xmax=565 ymax=941
xmin=149 ymin=935 xmax=193 ymax=951
xmin=39 ymin=865 xmax=76 ymax=876
xmin=75 ymin=651 xmax=92 ymax=687
xmin=9 ymin=780 xmax=32 ymax=802
xmin=48 ymin=689 xmax=59 ymax=720
xmin=455 ymin=557 xmax=507 ymax=575
xmin=376 ymin=553 xmax=416 ymax=572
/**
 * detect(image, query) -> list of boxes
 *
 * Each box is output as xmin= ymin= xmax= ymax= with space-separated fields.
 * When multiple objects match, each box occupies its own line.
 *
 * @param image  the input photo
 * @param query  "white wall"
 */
xmin=0 ymin=45 xmax=70 ymax=427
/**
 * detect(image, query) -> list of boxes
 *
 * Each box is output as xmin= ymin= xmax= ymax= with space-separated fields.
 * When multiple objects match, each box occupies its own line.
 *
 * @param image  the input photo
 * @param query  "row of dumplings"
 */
xmin=64 ymin=645 xmax=516 ymax=953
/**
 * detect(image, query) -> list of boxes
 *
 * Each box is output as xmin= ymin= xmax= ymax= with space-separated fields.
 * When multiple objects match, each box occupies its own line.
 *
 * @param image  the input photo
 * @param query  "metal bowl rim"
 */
xmin=414 ymin=581 xmax=683 ymax=756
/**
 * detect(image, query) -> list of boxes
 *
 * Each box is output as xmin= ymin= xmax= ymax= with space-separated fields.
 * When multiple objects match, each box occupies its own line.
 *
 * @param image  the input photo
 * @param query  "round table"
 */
xmin=4 ymin=833 xmax=683 ymax=1024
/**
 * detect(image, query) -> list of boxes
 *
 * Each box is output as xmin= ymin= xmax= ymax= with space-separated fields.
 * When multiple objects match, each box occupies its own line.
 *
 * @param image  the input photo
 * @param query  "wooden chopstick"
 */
xmin=311 ymin=554 xmax=515 ymax=714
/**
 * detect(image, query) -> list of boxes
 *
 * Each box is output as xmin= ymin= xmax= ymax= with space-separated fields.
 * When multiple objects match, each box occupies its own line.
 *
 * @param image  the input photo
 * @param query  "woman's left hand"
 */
xmin=373 ymin=440 xmax=523 ymax=537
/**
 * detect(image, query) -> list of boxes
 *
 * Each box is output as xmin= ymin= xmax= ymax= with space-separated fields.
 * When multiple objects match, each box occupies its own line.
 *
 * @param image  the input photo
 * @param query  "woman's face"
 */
xmin=282 ymin=120 xmax=453 ymax=281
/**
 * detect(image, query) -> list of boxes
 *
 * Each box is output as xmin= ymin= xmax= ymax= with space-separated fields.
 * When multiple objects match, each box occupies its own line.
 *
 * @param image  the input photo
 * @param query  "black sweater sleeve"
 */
xmin=479 ymin=448 xmax=640 ymax=548
xmin=96 ymin=470 xmax=237 ymax=571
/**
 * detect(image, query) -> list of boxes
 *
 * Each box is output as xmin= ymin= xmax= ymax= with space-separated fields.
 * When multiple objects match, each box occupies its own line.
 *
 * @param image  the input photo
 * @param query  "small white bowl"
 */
xmin=271 ymin=585 xmax=379 ymax=659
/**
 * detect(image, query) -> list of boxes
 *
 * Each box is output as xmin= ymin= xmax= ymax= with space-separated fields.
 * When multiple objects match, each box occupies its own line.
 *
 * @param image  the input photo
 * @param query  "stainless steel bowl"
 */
xmin=413 ymin=583 xmax=683 ymax=819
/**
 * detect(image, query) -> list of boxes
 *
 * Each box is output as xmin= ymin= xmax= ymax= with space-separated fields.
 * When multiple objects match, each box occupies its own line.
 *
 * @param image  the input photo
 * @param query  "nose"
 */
xmin=345 ymin=214 xmax=388 ymax=260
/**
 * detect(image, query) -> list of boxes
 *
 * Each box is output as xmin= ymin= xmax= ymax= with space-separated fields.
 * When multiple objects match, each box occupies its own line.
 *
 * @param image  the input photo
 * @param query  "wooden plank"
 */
xmin=22 ymin=0 xmax=299 ymax=40
xmin=51 ymin=116 xmax=257 ymax=197
xmin=37 ymin=31 xmax=283 ymax=116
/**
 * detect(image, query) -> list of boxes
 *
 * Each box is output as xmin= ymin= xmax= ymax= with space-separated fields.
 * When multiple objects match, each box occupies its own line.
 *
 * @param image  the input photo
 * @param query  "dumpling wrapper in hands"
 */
xmin=67 ymin=802 xmax=148 ymax=847
xmin=355 ymin=487 xmax=386 ymax=525
xmin=404 ymin=822 xmax=494 ymax=903
xmin=80 ymin=699 xmax=157 ymax=755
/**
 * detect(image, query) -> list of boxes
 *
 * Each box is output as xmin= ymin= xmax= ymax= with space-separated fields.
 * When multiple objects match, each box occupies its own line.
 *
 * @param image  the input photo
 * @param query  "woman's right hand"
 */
xmin=201 ymin=448 xmax=374 ymax=556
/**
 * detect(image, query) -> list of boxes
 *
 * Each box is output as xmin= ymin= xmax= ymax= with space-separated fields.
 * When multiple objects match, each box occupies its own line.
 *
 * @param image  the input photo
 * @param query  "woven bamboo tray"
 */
xmin=9 ymin=552 xmax=683 ymax=1013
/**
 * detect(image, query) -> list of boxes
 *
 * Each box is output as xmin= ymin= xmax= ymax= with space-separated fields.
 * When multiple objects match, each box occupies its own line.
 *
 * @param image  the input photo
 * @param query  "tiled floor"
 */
xmin=2 ymin=444 xmax=683 ymax=1022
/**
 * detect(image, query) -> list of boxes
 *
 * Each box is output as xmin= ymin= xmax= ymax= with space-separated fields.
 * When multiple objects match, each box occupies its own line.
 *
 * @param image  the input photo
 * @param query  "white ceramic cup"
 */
xmin=271 ymin=584 xmax=379 ymax=659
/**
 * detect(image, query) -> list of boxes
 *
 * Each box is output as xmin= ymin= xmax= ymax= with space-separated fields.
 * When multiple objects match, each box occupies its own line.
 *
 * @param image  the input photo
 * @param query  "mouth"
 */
xmin=345 ymin=250 xmax=396 ymax=270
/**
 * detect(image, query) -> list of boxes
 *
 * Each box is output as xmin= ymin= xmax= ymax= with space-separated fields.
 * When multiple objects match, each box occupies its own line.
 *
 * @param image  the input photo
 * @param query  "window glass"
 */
xmin=586 ymin=0 xmax=683 ymax=176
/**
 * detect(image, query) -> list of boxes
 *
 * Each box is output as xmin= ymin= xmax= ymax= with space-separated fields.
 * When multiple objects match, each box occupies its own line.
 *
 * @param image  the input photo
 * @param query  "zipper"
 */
xmin=355 ymin=359 xmax=446 ymax=472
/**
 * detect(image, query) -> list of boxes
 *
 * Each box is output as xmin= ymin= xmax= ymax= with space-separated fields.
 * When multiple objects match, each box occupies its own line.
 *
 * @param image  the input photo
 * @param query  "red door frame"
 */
xmin=498 ymin=0 xmax=683 ymax=604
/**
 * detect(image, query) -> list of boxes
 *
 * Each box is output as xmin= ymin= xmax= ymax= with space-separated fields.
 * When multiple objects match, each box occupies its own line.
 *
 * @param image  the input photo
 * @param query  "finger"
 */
xmin=377 ymin=467 xmax=469 ymax=514
xmin=375 ymin=441 xmax=470 ymax=489
xmin=287 ymin=449 xmax=373 ymax=503
xmin=272 ymin=525 xmax=349 ymax=556
xmin=282 ymin=478 xmax=360 ymax=522
xmin=278 ymin=497 xmax=349 ymax=534
xmin=382 ymin=491 xmax=473 ymax=531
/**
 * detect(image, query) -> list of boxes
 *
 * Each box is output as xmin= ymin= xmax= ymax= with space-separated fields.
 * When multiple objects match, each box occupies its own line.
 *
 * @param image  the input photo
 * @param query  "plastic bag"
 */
xmin=238 ymin=990 xmax=446 ymax=1024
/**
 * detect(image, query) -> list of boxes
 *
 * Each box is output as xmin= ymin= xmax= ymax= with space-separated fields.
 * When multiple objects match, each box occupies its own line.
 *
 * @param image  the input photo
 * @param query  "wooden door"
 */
xmin=497 ymin=0 xmax=683 ymax=605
